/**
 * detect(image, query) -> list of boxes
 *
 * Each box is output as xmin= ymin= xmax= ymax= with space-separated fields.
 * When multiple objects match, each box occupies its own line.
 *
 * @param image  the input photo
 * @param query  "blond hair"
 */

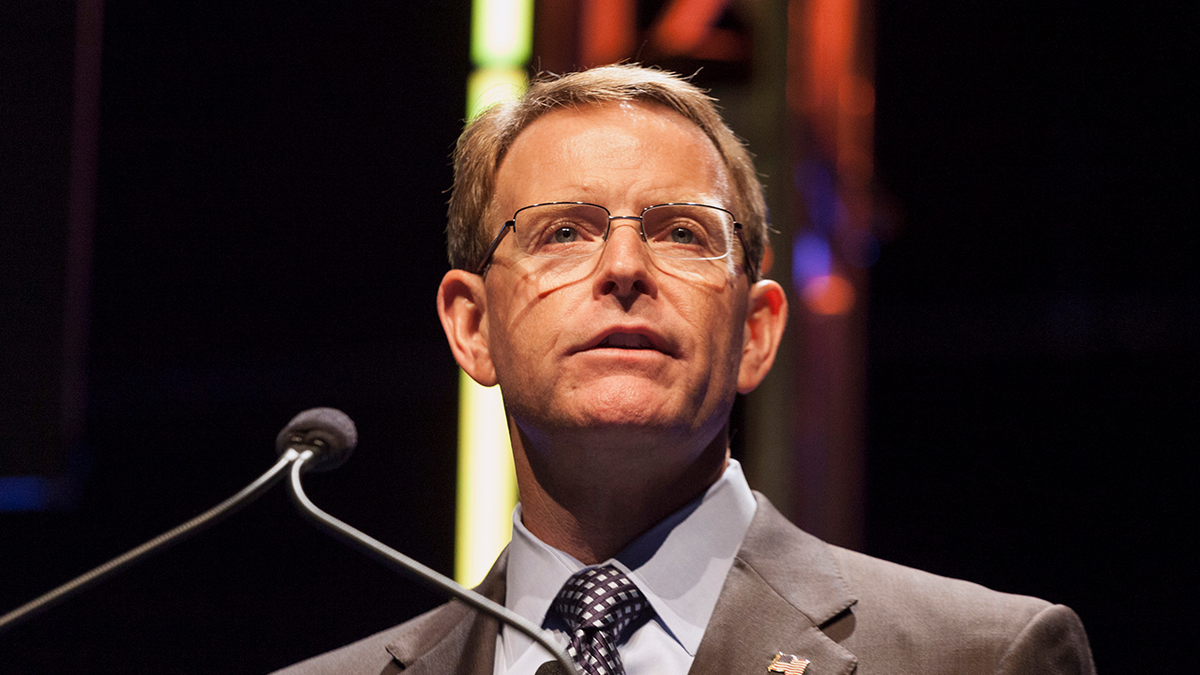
xmin=447 ymin=64 xmax=768 ymax=280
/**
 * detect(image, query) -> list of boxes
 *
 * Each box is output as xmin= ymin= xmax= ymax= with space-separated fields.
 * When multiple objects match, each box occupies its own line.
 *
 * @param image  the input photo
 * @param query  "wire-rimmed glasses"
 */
xmin=475 ymin=201 xmax=751 ymax=278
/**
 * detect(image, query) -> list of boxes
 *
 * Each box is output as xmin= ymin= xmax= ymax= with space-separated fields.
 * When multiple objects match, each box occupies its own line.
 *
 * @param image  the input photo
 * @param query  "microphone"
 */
xmin=275 ymin=406 xmax=357 ymax=472
xmin=1 ymin=406 xmax=580 ymax=675
xmin=281 ymin=414 xmax=580 ymax=675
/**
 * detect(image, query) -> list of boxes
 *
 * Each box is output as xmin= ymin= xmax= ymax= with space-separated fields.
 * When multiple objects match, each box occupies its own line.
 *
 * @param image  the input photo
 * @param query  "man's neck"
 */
xmin=510 ymin=422 xmax=730 ymax=565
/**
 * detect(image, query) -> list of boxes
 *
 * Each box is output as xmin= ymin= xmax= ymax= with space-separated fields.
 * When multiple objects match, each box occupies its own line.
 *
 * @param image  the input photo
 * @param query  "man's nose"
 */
xmin=594 ymin=217 xmax=657 ymax=299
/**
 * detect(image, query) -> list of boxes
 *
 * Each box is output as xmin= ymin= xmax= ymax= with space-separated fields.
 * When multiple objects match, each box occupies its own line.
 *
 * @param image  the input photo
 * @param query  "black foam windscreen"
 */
xmin=275 ymin=407 xmax=358 ymax=472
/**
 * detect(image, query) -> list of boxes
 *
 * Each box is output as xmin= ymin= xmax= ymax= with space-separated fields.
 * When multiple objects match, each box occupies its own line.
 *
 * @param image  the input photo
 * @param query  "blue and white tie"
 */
xmin=552 ymin=565 xmax=650 ymax=675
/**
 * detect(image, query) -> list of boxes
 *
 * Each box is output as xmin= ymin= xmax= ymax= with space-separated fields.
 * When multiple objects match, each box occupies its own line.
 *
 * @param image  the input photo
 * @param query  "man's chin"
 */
xmin=552 ymin=395 xmax=712 ymax=446
xmin=577 ymin=379 xmax=687 ymax=423
xmin=506 ymin=375 xmax=727 ymax=441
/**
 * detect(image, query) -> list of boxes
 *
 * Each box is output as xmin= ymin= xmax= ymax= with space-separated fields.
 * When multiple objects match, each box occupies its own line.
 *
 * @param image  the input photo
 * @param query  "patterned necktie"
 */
xmin=552 ymin=565 xmax=651 ymax=675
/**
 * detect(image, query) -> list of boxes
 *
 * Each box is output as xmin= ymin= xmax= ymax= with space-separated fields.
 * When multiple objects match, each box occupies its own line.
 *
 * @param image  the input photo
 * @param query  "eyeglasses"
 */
xmin=475 ymin=202 xmax=753 ymax=277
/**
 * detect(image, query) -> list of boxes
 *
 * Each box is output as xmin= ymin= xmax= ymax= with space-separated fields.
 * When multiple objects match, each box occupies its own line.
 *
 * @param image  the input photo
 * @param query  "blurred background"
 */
xmin=1 ymin=1 xmax=1193 ymax=672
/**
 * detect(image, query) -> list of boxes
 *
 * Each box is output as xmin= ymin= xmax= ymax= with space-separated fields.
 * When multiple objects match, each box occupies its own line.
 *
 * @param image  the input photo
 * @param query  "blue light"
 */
xmin=0 ymin=476 xmax=49 ymax=512
xmin=793 ymin=233 xmax=831 ymax=292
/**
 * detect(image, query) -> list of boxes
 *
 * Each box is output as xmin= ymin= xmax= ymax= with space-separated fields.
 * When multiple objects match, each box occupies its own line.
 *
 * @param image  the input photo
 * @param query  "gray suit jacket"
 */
xmin=275 ymin=494 xmax=1095 ymax=674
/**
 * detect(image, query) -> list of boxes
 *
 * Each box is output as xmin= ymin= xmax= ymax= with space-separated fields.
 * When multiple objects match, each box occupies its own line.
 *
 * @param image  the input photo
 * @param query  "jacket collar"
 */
xmin=687 ymin=494 xmax=859 ymax=675
xmin=384 ymin=550 xmax=509 ymax=675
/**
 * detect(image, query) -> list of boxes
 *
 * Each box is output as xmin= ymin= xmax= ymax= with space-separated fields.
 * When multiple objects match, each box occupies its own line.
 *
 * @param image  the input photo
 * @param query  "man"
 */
xmin=277 ymin=65 xmax=1094 ymax=675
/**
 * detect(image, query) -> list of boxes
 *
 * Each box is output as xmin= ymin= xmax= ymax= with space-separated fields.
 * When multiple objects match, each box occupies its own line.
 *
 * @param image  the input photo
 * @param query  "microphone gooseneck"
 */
xmin=3 ymin=406 xmax=582 ymax=675
xmin=0 ymin=406 xmax=350 ymax=635
xmin=0 ymin=449 xmax=300 ymax=634
xmin=286 ymin=450 xmax=581 ymax=675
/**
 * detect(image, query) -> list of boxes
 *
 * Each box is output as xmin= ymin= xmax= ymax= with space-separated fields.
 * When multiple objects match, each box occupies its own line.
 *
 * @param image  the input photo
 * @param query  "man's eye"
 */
xmin=669 ymin=227 xmax=696 ymax=244
xmin=553 ymin=227 xmax=579 ymax=243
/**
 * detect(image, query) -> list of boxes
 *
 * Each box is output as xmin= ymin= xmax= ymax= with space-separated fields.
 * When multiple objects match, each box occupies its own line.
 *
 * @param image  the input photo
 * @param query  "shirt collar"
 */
xmin=501 ymin=459 xmax=758 ymax=664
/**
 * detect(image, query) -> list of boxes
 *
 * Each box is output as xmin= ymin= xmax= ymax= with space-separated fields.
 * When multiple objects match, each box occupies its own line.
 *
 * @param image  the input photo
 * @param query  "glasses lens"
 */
xmin=642 ymin=204 xmax=734 ymax=260
xmin=514 ymin=203 xmax=609 ymax=259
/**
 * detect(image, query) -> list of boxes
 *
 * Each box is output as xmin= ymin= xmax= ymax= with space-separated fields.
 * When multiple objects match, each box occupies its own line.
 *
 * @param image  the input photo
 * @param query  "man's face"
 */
xmin=478 ymin=101 xmax=753 ymax=451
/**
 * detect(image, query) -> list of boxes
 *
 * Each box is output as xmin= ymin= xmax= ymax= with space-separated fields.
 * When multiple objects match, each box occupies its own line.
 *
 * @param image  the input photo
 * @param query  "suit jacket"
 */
xmin=274 ymin=493 xmax=1095 ymax=675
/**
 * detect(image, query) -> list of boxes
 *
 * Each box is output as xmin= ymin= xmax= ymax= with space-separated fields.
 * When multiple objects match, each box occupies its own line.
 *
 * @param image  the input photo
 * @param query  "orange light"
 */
xmin=807 ymin=0 xmax=856 ymax=112
xmin=651 ymin=0 xmax=730 ymax=55
xmin=581 ymin=0 xmax=635 ymax=66
xmin=803 ymin=274 xmax=856 ymax=315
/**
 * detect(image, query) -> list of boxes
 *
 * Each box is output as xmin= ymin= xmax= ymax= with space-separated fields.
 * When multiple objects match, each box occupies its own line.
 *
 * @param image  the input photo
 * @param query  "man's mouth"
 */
xmin=596 ymin=332 xmax=656 ymax=350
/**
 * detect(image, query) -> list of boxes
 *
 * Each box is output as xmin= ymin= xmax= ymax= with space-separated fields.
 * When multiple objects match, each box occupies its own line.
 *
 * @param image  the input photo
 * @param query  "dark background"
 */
xmin=867 ymin=5 xmax=1193 ymax=672
xmin=2 ymin=1 xmax=1193 ymax=672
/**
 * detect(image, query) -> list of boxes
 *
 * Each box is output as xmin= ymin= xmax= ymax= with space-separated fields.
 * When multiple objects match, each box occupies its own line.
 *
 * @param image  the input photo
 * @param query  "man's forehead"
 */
xmin=491 ymin=100 xmax=730 ymax=208
xmin=507 ymin=99 xmax=702 ymax=148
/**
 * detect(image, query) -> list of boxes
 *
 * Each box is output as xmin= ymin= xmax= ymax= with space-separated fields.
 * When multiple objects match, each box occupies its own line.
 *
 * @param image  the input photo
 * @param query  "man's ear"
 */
xmin=737 ymin=279 xmax=788 ymax=394
xmin=437 ymin=269 xmax=497 ymax=387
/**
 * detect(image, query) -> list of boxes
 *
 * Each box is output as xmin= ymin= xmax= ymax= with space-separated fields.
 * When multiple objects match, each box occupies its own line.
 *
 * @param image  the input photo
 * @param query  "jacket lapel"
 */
xmin=384 ymin=551 xmax=509 ymax=675
xmin=688 ymin=494 xmax=859 ymax=675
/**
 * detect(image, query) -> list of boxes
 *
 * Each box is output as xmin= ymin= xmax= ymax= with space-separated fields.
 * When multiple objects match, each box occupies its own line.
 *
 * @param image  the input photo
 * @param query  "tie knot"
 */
xmin=552 ymin=565 xmax=648 ymax=641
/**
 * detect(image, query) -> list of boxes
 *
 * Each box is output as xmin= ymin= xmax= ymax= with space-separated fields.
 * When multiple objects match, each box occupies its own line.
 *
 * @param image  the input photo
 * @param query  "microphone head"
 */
xmin=276 ymin=407 xmax=358 ymax=472
xmin=535 ymin=662 xmax=569 ymax=675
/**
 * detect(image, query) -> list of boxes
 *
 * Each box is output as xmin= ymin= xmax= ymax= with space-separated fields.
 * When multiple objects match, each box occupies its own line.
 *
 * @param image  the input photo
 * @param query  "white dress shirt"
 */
xmin=494 ymin=459 xmax=758 ymax=674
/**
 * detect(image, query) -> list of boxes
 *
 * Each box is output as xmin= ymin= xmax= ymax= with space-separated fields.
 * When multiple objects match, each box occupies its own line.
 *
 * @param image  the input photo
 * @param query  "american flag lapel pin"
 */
xmin=768 ymin=652 xmax=811 ymax=674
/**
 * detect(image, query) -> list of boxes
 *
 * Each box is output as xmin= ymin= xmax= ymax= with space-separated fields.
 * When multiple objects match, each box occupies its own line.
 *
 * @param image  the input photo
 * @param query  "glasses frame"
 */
xmin=474 ymin=201 xmax=756 ymax=279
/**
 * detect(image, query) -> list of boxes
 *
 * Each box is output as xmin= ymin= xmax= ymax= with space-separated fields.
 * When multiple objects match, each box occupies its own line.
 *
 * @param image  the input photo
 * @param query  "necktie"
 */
xmin=552 ymin=565 xmax=650 ymax=675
